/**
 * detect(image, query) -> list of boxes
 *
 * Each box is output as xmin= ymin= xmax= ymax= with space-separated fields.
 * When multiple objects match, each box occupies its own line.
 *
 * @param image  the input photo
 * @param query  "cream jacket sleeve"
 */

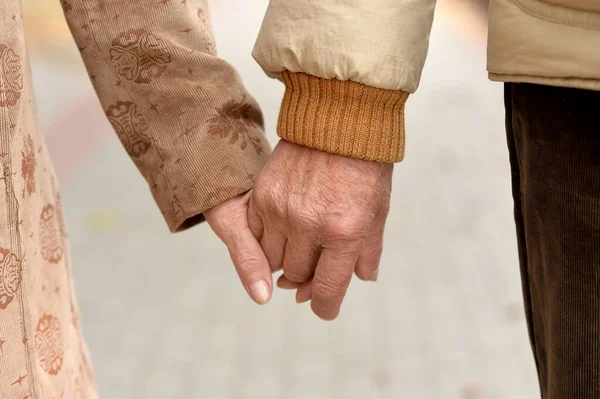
xmin=253 ymin=0 xmax=437 ymax=162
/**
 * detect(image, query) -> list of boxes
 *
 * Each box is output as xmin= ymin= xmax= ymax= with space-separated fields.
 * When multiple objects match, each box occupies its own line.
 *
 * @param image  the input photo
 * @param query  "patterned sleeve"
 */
xmin=59 ymin=0 xmax=271 ymax=232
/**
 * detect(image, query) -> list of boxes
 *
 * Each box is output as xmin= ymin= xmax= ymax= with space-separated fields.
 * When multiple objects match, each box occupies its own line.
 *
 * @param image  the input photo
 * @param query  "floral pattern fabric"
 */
xmin=0 ymin=0 xmax=270 ymax=397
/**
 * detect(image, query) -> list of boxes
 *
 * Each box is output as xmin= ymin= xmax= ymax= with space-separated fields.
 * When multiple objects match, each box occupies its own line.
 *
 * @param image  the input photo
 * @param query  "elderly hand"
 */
xmin=204 ymin=192 xmax=273 ymax=305
xmin=247 ymin=140 xmax=393 ymax=320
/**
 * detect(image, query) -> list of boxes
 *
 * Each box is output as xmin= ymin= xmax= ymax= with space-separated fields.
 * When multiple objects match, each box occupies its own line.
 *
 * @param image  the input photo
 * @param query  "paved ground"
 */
xmin=30 ymin=1 xmax=540 ymax=398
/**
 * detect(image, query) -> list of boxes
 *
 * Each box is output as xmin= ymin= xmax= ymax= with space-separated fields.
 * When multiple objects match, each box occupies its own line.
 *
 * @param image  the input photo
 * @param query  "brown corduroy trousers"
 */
xmin=505 ymin=83 xmax=600 ymax=398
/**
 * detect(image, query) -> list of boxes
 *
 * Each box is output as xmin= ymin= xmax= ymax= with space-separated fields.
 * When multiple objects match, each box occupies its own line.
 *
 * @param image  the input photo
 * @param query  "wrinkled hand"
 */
xmin=204 ymin=192 xmax=273 ymax=305
xmin=248 ymin=140 xmax=393 ymax=320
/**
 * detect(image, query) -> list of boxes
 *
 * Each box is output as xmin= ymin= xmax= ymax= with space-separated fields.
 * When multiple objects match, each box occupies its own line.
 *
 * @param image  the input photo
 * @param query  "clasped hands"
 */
xmin=205 ymin=140 xmax=393 ymax=320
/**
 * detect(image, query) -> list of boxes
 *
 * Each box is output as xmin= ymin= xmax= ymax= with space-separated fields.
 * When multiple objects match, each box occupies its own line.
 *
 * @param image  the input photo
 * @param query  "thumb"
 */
xmin=205 ymin=193 xmax=273 ymax=305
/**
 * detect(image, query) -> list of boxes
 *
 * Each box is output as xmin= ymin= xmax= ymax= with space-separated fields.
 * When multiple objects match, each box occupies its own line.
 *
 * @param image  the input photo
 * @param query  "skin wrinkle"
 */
xmin=284 ymin=146 xmax=321 ymax=281
xmin=312 ymin=277 xmax=349 ymax=302
xmin=248 ymin=140 xmax=392 ymax=319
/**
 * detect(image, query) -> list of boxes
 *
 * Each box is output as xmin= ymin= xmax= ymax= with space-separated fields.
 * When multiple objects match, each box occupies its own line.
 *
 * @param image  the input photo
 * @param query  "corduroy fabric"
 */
xmin=0 ymin=1 xmax=270 ymax=397
xmin=278 ymin=71 xmax=409 ymax=163
xmin=505 ymin=82 xmax=600 ymax=399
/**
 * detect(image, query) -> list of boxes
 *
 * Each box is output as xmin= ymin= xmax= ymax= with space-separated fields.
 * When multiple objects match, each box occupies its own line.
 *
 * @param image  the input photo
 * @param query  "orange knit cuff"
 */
xmin=278 ymin=71 xmax=409 ymax=163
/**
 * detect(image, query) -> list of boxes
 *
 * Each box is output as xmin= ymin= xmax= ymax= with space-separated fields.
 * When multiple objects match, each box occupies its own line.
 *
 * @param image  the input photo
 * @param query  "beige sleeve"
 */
xmin=60 ymin=0 xmax=270 ymax=232
xmin=253 ymin=0 xmax=437 ymax=163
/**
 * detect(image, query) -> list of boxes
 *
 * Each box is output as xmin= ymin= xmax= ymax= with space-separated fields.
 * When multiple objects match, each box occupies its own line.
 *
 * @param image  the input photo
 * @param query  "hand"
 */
xmin=204 ymin=192 xmax=273 ymax=305
xmin=248 ymin=140 xmax=393 ymax=320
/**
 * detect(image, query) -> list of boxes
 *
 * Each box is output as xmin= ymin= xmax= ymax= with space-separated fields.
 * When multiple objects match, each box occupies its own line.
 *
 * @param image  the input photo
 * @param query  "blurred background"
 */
xmin=23 ymin=0 xmax=539 ymax=398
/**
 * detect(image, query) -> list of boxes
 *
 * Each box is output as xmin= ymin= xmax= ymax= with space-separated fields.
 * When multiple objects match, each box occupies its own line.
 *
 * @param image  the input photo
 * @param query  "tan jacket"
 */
xmin=254 ymin=0 xmax=600 ymax=162
xmin=1 ymin=0 xmax=268 ymax=397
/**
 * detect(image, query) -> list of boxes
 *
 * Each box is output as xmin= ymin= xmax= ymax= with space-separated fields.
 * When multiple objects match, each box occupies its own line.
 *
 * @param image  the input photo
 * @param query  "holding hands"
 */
xmin=205 ymin=140 xmax=393 ymax=320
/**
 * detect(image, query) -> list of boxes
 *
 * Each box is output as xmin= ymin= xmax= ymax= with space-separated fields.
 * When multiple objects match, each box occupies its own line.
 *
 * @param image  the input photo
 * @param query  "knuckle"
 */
xmin=324 ymin=215 xmax=369 ymax=241
xmin=283 ymin=269 xmax=309 ymax=283
xmin=236 ymin=254 xmax=263 ymax=274
xmin=211 ymin=213 xmax=241 ymax=239
xmin=312 ymin=277 xmax=345 ymax=303
xmin=289 ymin=207 xmax=319 ymax=230
xmin=253 ymin=187 xmax=286 ymax=219
xmin=269 ymin=200 xmax=287 ymax=219
xmin=282 ymin=260 xmax=311 ymax=283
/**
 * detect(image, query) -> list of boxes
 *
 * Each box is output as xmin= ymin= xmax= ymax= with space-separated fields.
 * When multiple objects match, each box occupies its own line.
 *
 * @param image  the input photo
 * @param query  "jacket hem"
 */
xmin=489 ymin=72 xmax=600 ymax=92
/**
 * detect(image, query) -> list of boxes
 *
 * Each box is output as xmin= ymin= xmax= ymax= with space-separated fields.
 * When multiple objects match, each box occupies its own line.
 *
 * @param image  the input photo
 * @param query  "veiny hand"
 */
xmin=248 ymin=140 xmax=393 ymax=320
xmin=204 ymin=192 xmax=273 ymax=305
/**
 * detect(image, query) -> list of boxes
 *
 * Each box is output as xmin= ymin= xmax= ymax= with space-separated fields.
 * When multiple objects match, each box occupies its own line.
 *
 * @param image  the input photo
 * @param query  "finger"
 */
xmin=311 ymin=248 xmax=359 ymax=321
xmin=206 ymin=194 xmax=273 ymax=305
xmin=247 ymin=196 xmax=264 ymax=241
xmin=249 ymin=196 xmax=286 ymax=272
xmin=296 ymin=280 xmax=313 ymax=303
xmin=282 ymin=228 xmax=321 ymax=283
xmin=277 ymin=274 xmax=300 ymax=289
xmin=261 ymin=226 xmax=287 ymax=272
xmin=225 ymin=228 xmax=273 ymax=305
xmin=354 ymin=223 xmax=385 ymax=282
xmin=355 ymin=203 xmax=389 ymax=281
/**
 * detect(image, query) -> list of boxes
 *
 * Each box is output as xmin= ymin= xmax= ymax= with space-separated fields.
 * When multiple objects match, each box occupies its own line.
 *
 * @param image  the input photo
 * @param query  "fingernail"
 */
xmin=370 ymin=269 xmax=379 ymax=282
xmin=249 ymin=281 xmax=271 ymax=305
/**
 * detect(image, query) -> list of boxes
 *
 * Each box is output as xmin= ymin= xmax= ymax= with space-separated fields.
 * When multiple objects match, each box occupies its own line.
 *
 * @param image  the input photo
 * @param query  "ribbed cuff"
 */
xmin=278 ymin=71 xmax=409 ymax=163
